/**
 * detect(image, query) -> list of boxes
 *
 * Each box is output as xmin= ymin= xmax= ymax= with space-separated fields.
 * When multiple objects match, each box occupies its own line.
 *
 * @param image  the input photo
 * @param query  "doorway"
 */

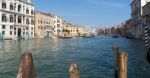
xmin=18 ymin=28 xmax=21 ymax=39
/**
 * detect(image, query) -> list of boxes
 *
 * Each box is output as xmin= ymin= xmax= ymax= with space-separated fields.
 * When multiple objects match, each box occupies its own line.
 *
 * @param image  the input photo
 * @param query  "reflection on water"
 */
xmin=0 ymin=36 xmax=149 ymax=78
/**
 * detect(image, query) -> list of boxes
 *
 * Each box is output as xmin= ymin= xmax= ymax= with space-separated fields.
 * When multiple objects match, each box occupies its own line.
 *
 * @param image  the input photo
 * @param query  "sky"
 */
xmin=32 ymin=0 xmax=131 ymax=28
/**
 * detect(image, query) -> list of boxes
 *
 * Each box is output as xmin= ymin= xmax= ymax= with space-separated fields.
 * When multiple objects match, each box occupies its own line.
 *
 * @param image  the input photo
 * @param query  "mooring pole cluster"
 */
xmin=16 ymin=46 xmax=128 ymax=78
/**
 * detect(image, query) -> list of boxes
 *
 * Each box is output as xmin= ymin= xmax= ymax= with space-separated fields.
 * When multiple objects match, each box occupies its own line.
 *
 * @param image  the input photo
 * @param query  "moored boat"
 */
xmin=59 ymin=36 xmax=73 ymax=39
xmin=112 ymin=35 xmax=119 ymax=38
xmin=83 ymin=34 xmax=95 ymax=38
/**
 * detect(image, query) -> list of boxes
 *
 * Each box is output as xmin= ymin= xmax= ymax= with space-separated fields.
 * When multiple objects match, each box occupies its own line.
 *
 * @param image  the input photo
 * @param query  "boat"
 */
xmin=83 ymin=33 xmax=95 ymax=38
xmin=112 ymin=35 xmax=119 ymax=38
xmin=125 ymin=33 xmax=135 ymax=39
xmin=58 ymin=36 xmax=73 ymax=39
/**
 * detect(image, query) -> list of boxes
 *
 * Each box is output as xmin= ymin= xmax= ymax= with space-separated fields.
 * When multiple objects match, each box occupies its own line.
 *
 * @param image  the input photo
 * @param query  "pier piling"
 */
xmin=69 ymin=64 xmax=80 ymax=78
xmin=119 ymin=52 xmax=128 ymax=78
xmin=113 ymin=46 xmax=128 ymax=78
xmin=113 ymin=47 xmax=120 ymax=78
xmin=17 ymin=53 xmax=36 ymax=78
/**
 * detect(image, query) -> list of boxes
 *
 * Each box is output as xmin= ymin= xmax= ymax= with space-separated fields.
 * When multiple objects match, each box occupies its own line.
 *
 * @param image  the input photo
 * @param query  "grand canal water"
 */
xmin=0 ymin=36 xmax=149 ymax=78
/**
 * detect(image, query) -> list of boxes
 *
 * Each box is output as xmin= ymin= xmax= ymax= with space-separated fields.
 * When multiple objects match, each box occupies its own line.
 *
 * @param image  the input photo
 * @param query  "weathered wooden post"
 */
xmin=17 ymin=53 xmax=36 ymax=78
xmin=113 ymin=45 xmax=128 ymax=78
xmin=119 ymin=52 xmax=128 ymax=78
xmin=69 ymin=64 xmax=80 ymax=78
xmin=113 ymin=46 xmax=120 ymax=78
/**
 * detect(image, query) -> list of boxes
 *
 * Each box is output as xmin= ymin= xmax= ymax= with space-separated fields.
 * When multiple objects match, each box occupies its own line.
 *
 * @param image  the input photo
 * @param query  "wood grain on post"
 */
xmin=113 ymin=46 xmax=120 ymax=78
xmin=119 ymin=52 xmax=128 ymax=78
xmin=69 ymin=64 xmax=80 ymax=78
xmin=17 ymin=53 xmax=36 ymax=78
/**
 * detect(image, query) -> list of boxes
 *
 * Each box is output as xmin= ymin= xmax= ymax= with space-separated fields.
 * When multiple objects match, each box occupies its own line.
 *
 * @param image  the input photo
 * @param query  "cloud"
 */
xmin=86 ymin=0 xmax=127 ymax=8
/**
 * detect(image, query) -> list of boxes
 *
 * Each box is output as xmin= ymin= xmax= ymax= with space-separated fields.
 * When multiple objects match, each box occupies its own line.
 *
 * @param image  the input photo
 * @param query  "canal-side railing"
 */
xmin=16 ymin=46 xmax=127 ymax=78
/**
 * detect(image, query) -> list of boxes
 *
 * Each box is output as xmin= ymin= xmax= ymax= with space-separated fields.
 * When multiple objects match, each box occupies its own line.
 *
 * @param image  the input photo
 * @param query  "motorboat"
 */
xmin=83 ymin=34 xmax=95 ymax=38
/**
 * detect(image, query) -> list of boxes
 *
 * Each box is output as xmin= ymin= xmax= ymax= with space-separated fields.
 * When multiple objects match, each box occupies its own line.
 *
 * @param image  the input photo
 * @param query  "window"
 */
xmin=10 ymin=4 xmax=13 ymax=10
xmin=26 ymin=8 xmax=29 ymax=14
xmin=31 ymin=10 xmax=34 ymax=15
xmin=18 ymin=16 xmax=22 ymax=23
xmin=41 ymin=26 xmax=43 ymax=30
xmin=10 ymin=26 xmax=13 ymax=30
xmin=38 ymin=26 xmax=40 ymax=29
xmin=57 ymin=20 xmax=60 ymax=23
xmin=31 ymin=19 xmax=34 ymax=25
xmin=14 ymin=27 xmax=16 ymax=30
xmin=14 ymin=3 xmax=16 ymax=11
xmin=26 ymin=27 xmax=28 ymax=30
xmin=14 ymin=31 xmax=16 ymax=35
xmin=23 ymin=28 xmax=25 ymax=31
xmin=10 ymin=31 xmax=12 ymax=35
xmin=10 ymin=15 xmax=13 ymax=22
xmin=2 ymin=31 xmax=5 ymax=35
xmin=31 ymin=27 xmax=34 ymax=30
xmin=26 ymin=18 xmax=30 ymax=24
xmin=57 ymin=30 xmax=60 ymax=32
xmin=57 ymin=24 xmax=60 ymax=27
xmin=18 ymin=5 xmax=21 ymax=12
xmin=2 ymin=14 xmax=7 ymax=22
xmin=2 ymin=25 xmax=6 ymax=29
xmin=2 ymin=2 xmax=6 ymax=9
xmin=38 ymin=20 xmax=40 ymax=23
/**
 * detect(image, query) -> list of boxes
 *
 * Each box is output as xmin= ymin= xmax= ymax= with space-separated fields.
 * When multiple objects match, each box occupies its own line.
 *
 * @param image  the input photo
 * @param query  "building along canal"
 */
xmin=0 ymin=36 xmax=149 ymax=78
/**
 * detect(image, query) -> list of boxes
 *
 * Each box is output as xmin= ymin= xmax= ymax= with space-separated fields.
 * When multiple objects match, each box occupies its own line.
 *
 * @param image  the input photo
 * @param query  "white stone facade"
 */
xmin=0 ymin=0 xmax=35 ymax=39
xmin=53 ymin=16 xmax=63 ymax=36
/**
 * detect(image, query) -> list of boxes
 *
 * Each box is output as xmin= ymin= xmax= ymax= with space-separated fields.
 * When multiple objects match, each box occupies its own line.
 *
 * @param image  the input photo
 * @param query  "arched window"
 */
xmin=31 ymin=9 xmax=34 ymax=15
xmin=2 ymin=14 xmax=7 ymax=22
xmin=26 ymin=8 xmax=29 ymax=14
xmin=18 ymin=5 xmax=21 ymax=12
xmin=10 ymin=25 xmax=13 ymax=30
xmin=14 ymin=27 xmax=16 ymax=30
xmin=31 ymin=19 xmax=34 ymax=25
xmin=10 ymin=3 xmax=13 ymax=10
xmin=26 ymin=18 xmax=30 ymax=24
xmin=10 ymin=15 xmax=13 ymax=22
xmin=2 ymin=0 xmax=6 ymax=9
xmin=18 ymin=16 xmax=22 ymax=23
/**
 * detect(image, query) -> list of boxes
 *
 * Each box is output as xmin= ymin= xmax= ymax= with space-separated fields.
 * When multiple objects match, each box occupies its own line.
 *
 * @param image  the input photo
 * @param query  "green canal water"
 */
xmin=0 ymin=36 xmax=149 ymax=78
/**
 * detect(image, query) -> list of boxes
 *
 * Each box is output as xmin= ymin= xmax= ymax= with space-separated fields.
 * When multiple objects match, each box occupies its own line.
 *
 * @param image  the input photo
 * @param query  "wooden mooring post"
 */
xmin=113 ymin=46 xmax=120 ymax=78
xmin=119 ymin=52 xmax=128 ymax=78
xmin=15 ymin=47 xmax=127 ymax=78
xmin=17 ymin=53 xmax=36 ymax=78
xmin=69 ymin=64 xmax=80 ymax=78
xmin=113 ymin=46 xmax=128 ymax=78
